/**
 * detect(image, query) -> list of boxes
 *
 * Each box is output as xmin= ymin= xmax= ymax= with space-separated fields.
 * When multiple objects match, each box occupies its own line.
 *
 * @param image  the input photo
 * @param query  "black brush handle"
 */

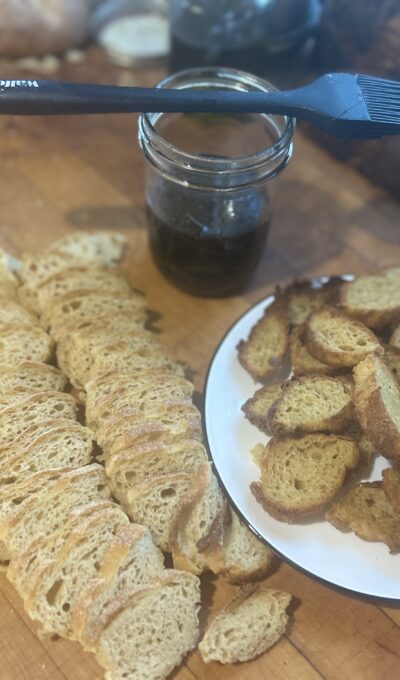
xmin=0 ymin=78 xmax=299 ymax=116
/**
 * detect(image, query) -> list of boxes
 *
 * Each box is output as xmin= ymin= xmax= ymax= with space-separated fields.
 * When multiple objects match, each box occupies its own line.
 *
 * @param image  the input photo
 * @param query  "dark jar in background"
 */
xmin=138 ymin=67 xmax=294 ymax=297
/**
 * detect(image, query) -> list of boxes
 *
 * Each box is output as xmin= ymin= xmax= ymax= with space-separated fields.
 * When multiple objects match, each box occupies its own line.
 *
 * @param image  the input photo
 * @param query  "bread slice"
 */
xmin=2 ymin=464 xmax=111 ymax=555
xmin=0 ymin=423 xmax=94 ymax=484
xmin=237 ymin=299 xmax=289 ymax=381
xmin=305 ymin=307 xmax=381 ymax=367
xmin=242 ymin=383 xmax=283 ymax=434
xmin=91 ymin=570 xmax=200 ymax=679
xmin=0 ymin=300 xmax=37 ymax=326
xmin=0 ymin=392 xmax=78 ymax=447
xmin=390 ymin=324 xmax=400 ymax=350
xmin=87 ymin=339 xmax=185 ymax=383
xmin=0 ymin=362 xmax=66 ymax=394
xmin=326 ymin=481 xmax=400 ymax=553
xmin=7 ymin=500 xmax=119 ymax=594
xmin=0 ymin=417 xmax=80 ymax=458
xmin=170 ymin=464 xmax=225 ymax=575
xmin=251 ymin=434 xmax=359 ymax=521
xmin=218 ymin=507 xmax=274 ymax=583
xmin=344 ymin=423 xmax=377 ymax=467
xmin=61 ymin=327 xmax=170 ymax=389
xmin=71 ymin=524 xmax=165 ymax=647
xmin=199 ymin=586 xmax=291 ymax=664
xmin=0 ymin=323 xmax=54 ymax=366
xmin=124 ymin=472 xmax=196 ymax=551
xmin=289 ymin=324 xmax=335 ymax=376
xmin=49 ymin=231 xmax=127 ymax=264
xmin=47 ymin=295 xmax=147 ymax=341
xmin=284 ymin=279 xmax=340 ymax=326
xmin=0 ymin=386 xmax=50 ymax=413
xmin=382 ymin=467 xmax=400 ymax=513
xmin=21 ymin=504 xmax=129 ymax=637
xmin=267 ymin=375 xmax=353 ymax=435
xmin=105 ymin=439 xmax=208 ymax=500
xmin=353 ymin=353 xmax=400 ymax=460
xmin=340 ymin=270 xmax=400 ymax=329
xmin=86 ymin=375 xmax=194 ymax=429
xmin=97 ymin=410 xmax=203 ymax=456
xmin=385 ymin=345 xmax=400 ymax=382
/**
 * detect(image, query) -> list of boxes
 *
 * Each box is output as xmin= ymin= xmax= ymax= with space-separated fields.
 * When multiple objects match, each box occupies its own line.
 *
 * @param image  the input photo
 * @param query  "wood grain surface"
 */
xmin=0 ymin=49 xmax=399 ymax=680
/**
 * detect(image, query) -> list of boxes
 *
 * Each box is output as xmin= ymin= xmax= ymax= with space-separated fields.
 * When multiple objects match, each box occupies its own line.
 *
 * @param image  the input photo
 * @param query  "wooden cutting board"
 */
xmin=0 ymin=48 xmax=400 ymax=680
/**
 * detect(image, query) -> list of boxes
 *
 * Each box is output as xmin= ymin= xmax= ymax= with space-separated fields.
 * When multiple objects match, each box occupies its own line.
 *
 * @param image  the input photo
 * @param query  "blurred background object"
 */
xmin=0 ymin=0 xmax=91 ymax=57
xmin=91 ymin=0 xmax=170 ymax=68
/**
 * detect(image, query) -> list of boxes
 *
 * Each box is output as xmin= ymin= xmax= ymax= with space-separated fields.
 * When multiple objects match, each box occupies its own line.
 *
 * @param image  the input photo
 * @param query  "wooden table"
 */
xmin=0 ymin=49 xmax=400 ymax=680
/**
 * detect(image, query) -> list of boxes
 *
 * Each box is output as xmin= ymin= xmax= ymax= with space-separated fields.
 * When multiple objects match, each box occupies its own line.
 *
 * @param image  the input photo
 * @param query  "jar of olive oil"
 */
xmin=138 ymin=67 xmax=294 ymax=297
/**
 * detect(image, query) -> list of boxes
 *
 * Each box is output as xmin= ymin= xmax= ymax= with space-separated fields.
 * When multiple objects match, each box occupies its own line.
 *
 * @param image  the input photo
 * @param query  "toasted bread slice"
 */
xmin=267 ymin=375 xmax=353 ymax=435
xmin=390 ymin=324 xmax=400 ymax=350
xmin=0 ymin=323 xmax=54 ymax=366
xmin=305 ymin=307 xmax=381 ymax=367
xmin=91 ymin=570 xmax=200 ymax=679
xmin=344 ymin=423 xmax=377 ymax=467
xmin=199 ymin=586 xmax=291 ymax=664
xmin=0 ymin=362 xmax=65 ymax=394
xmin=105 ymin=439 xmax=208 ymax=500
xmin=326 ymin=481 xmax=400 ymax=553
xmin=217 ymin=507 xmax=274 ymax=583
xmin=382 ymin=467 xmax=400 ymax=513
xmin=237 ymin=299 xmax=289 ymax=381
xmin=353 ymin=353 xmax=400 ymax=460
xmin=0 ymin=392 xmax=78 ymax=447
xmin=124 ymin=472 xmax=196 ymax=552
xmin=170 ymin=464 xmax=225 ymax=575
xmin=242 ymin=383 xmax=283 ymax=434
xmin=284 ymin=279 xmax=341 ymax=327
xmin=0 ymin=423 xmax=94 ymax=485
xmin=21 ymin=504 xmax=129 ymax=637
xmin=340 ymin=270 xmax=400 ymax=329
xmin=251 ymin=434 xmax=359 ymax=521
xmin=71 ymin=524 xmax=165 ymax=647
xmin=289 ymin=324 xmax=336 ymax=376
xmin=2 ymin=464 xmax=110 ymax=555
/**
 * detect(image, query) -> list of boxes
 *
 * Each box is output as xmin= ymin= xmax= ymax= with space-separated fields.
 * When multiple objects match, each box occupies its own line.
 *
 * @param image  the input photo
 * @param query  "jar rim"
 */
xmin=138 ymin=66 xmax=294 ymax=178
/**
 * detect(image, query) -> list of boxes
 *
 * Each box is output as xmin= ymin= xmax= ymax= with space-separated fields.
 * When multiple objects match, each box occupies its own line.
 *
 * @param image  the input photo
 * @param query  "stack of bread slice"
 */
xmin=240 ymin=269 xmax=400 ymax=552
xmin=4 ymin=231 xmax=290 ymax=677
xmin=0 ymin=234 xmax=201 ymax=680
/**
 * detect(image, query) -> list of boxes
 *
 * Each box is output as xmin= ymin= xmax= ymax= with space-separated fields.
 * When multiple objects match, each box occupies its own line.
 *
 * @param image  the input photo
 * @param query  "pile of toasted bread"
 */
xmin=239 ymin=271 xmax=400 ymax=553
xmin=0 ymin=231 xmax=292 ymax=680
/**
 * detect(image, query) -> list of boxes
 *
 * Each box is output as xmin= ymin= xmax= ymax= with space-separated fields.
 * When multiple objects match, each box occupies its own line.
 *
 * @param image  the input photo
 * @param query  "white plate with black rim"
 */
xmin=203 ymin=278 xmax=400 ymax=602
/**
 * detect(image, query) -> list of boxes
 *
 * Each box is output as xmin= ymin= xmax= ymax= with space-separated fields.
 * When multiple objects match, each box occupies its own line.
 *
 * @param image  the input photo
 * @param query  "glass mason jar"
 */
xmin=138 ymin=67 xmax=294 ymax=297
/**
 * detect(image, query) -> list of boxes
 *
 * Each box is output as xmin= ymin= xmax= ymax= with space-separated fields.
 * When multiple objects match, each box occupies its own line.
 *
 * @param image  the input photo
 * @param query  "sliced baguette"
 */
xmin=284 ymin=279 xmax=339 ymax=326
xmin=49 ymin=231 xmax=127 ymax=263
xmin=199 ymin=586 xmax=291 ymax=664
xmin=124 ymin=472 xmax=196 ymax=552
xmin=340 ymin=270 xmax=400 ymax=329
xmin=0 ymin=392 xmax=78 ymax=448
xmin=305 ymin=307 xmax=381 ymax=367
xmin=21 ymin=504 xmax=130 ymax=637
xmin=170 ymin=463 xmax=225 ymax=575
xmin=0 ymin=300 xmax=37 ymax=326
xmin=267 ymin=375 xmax=353 ymax=435
xmin=237 ymin=299 xmax=289 ymax=381
xmin=326 ymin=481 xmax=400 ymax=553
xmin=218 ymin=507 xmax=274 ymax=583
xmin=91 ymin=570 xmax=200 ymax=679
xmin=251 ymin=434 xmax=359 ymax=521
xmin=353 ymin=353 xmax=400 ymax=460
xmin=0 ymin=362 xmax=65 ymax=394
xmin=289 ymin=324 xmax=336 ymax=376
xmin=0 ymin=323 xmax=54 ymax=366
xmin=71 ymin=524 xmax=165 ymax=647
